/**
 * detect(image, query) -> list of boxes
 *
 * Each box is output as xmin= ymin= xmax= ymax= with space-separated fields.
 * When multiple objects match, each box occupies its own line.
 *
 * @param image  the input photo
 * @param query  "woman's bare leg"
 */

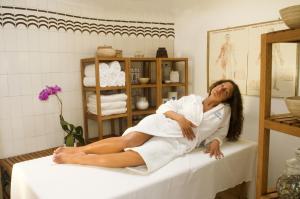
xmin=53 ymin=150 xmax=145 ymax=168
xmin=54 ymin=132 xmax=152 ymax=155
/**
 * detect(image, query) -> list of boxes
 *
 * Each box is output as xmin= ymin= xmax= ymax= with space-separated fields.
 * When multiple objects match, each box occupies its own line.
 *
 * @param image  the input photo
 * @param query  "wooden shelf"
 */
xmin=260 ymin=192 xmax=278 ymax=199
xmin=131 ymin=83 xmax=157 ymax=88
xmin=129 ymin=58 xmax=157 ymax=61
xmin=159 ymin=57 xmax=188 ymax=62
xmin=265 ymin=113 xmax=300 ymax=137
xmin=265 ymin=28 xmax=300 ymax=43
xmin=81 ymin=57 xmax=127 ymax=64
xmin=256 ymin=28 xmax=300 ymax=199
xmin=132 ymin=107 xmax=156 ymax=116
xmin=83 ymin=87 xmax=96 ymax=91
xmin=87 ymin=113 xmax=128 ymax=120
xmin=162 ymin=83 xmax=185 ymax=87
xmin=96 ymin=57 xmax=127 ymax=61
xmin=81 ymin=57 xmax=95 ymax=64
xmin=81 ymin=57 xmax=188 ymax=141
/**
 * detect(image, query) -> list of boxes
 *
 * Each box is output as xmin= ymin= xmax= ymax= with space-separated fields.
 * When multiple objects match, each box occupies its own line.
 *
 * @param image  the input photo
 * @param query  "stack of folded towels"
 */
xmin=87 ymin=93 xmax=127 ymax=116
xmin=83 ymin=61 xmax=125 ymax=87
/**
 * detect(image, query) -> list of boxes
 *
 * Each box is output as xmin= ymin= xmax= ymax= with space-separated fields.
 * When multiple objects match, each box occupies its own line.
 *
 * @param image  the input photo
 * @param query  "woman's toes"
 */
xmin=53 ymin=154 xmax=63 ymax=163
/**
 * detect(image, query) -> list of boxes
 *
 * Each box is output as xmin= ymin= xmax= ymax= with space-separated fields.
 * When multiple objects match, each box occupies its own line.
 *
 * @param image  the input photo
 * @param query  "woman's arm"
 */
xmin=204 ymin=106 xmax=231 ymax=159
xmin=164 ymin=111 xmax=196 ymax=140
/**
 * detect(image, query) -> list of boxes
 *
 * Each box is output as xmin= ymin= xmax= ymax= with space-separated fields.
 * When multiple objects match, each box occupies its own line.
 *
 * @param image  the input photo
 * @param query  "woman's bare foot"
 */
xmin=53 ymin=152 xmax=86 ymax=164
xmin=53 ymin=146 xmax=82 ymax=154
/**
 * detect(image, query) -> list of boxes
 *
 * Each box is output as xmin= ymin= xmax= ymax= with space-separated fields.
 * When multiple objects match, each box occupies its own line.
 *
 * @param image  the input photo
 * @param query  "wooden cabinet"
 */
xmin=256 ymin=28 xmax=300 ymax=199
xmin=80 ymin=57 xmax=188 ymax=143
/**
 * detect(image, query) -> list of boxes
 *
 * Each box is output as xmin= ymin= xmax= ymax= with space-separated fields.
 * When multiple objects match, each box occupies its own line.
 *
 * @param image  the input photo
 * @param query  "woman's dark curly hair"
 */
xmin=208 ymin=79 xmax=244 ymax=141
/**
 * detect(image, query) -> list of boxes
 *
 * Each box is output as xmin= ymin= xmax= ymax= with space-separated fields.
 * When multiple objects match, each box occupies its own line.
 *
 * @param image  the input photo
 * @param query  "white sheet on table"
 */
xmin=11 ymin=139 xmax=257 ymax=199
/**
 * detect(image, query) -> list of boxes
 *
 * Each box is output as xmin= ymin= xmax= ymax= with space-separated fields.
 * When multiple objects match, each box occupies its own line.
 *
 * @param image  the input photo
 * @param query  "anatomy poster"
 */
xmin=208 ymin=20 xmax=299 ymax=97
xmin=208 ymin=27 xmax=248 ymax=94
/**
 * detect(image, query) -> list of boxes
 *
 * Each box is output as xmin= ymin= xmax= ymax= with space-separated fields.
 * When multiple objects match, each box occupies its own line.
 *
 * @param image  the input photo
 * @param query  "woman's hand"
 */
xmin=163 ymin=111 xmax=196 ymax=140
xmin=176 ymin=115 xmax=197 ymax=140
xmin=205 ymin=139 xmax=224 ymax=159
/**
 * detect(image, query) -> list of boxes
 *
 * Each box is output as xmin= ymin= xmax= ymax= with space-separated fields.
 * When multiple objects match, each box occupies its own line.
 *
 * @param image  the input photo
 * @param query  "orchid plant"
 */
xmin=38 ymin=85 xmax=85 ymax=147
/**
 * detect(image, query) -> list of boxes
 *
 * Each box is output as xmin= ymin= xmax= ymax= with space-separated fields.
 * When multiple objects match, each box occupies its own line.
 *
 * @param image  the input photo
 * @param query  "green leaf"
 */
xmin=75 ymin=126 xmax=83 ymax=136
xmin=73 ymin=134 xmax=85 ymax=145
xmin=65 ymin=134 xmax=75 ymax=147
xmin=60 ymin=115 xmax=70 ymax=132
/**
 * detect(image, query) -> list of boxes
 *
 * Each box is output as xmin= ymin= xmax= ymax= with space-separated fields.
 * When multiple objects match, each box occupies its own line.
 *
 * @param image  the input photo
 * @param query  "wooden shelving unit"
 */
xmin=80 ymin=57 xmax=131 ymax=142
xmin=256 ymin=28 xmax=300 ymax=199
xmin=80 ymin=57 xmax=188 ymax=142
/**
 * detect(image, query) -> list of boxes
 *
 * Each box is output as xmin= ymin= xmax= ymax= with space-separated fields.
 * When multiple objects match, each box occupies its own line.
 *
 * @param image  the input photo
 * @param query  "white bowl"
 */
xmin=138 ymin=78 xmax=150 ymax=84
xmin=285 ymin=96 xmax=300 ymax=117
xmin=279 ymin=5 xmax=300 ymax=29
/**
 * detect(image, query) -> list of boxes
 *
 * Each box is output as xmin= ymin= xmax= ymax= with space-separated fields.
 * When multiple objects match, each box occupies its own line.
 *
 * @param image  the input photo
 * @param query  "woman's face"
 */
xmin=210 ymin=82 xmax=234 ymax=102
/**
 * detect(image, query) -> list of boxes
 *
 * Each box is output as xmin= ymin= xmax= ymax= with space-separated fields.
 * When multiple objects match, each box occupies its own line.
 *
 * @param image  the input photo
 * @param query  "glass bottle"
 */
xmin=276 ymin=148 xmax=300 ymax=199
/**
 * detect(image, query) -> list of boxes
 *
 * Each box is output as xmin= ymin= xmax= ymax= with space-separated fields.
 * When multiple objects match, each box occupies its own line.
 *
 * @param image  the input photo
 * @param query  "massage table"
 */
xmin=11 ymin=139 xmax=257 ymax=199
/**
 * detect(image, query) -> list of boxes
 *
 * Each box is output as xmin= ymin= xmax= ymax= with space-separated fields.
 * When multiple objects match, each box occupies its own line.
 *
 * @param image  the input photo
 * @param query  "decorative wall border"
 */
xmin=0 ymin=6 xmax=175 ymax=38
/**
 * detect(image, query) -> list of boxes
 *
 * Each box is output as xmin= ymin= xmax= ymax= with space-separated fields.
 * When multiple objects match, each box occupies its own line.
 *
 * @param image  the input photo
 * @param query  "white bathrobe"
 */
xmin=123 ymin=94 xmax=231 ymax=173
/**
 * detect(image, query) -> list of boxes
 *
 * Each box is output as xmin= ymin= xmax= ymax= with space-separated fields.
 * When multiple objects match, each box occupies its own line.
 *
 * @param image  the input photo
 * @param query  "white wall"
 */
xmin=173 ymin=0 xmax=300 ymax=193
xmin=0 ymin=0 xmax=174 ymax=157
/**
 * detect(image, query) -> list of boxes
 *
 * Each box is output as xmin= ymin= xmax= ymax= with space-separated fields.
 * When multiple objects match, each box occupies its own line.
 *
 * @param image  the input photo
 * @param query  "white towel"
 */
xmin=88 ymin=107 xmax=127 ymax=116
xmin=83 ymin=72 xmax=124 ymax=87
xmin=109 ymin=61 xmax=121 ymax=72
xmin=84 ymin=63 xmax=110 ymax=77
xmin=83 ymin=77 xmax=114 ymax=87
xmin=87 ymin=101 xmax=127 ymax=111
xmin=88 ymin=93 xmax=127 ymax=103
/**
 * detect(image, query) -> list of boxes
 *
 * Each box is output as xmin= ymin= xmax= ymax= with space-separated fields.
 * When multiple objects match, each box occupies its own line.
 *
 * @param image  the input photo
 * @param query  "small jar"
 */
xmin=276 ymin=148 xmax=300 ymax=199
xmin=136 ymin=97 xmax=149 ymax=110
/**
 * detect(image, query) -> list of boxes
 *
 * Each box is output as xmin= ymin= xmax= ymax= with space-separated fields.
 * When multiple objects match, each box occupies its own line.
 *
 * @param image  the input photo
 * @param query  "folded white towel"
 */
xmin=88 ymin=93 xmax=127 ymax=103
xmin=83 ymin=77 xmax=95 ymax=87
xmin=88 ymin=107 xmax=127 ymax=116
xmin=109 ymin=61 xmax=121 ymax=72
xmin=87 ymin=101 xmax=127 ymax=111
xmin=83 ymin=72 xmax=125 ymax=87
xmin=84 ymin=63 xmax=110 ymax=77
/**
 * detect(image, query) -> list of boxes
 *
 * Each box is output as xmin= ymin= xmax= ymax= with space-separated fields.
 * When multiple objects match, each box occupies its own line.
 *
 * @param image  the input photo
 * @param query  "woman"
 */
xmin=53 ymin=79 xmax=243 ymax=173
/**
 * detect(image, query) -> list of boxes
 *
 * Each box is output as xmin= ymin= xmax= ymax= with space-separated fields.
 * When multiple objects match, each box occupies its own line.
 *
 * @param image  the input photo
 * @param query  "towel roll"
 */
xmin=84 ymin=63 xmax=110 ymax=77
xmin=109 ymin=61 xmax=121 ymax=72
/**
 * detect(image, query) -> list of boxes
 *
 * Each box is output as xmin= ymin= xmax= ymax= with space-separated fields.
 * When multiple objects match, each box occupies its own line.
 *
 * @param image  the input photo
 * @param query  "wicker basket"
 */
xmin=279 ymin=5 xmax=300 ymax=29
xmin=96 ymin=46 xmax=116 ymax=57
xmin=285 ymin=96 xmax=300 ymax=117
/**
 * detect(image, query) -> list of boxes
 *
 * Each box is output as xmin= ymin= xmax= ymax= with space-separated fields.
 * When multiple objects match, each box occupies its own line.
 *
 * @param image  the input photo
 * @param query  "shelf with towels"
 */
xmin=81 ymin=57 xmax=131 ymax=140
xmin=80 ymin=57 xmax=188 ymax=142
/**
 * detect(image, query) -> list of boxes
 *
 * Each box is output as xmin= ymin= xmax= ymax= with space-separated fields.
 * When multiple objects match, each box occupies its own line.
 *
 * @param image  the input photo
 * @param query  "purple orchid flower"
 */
xmin=38 ymin=85 xmax=62 ymax=101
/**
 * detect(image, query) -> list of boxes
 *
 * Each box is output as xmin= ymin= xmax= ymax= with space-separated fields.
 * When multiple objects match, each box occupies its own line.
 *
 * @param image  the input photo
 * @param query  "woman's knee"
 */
xmin=122 ymin=132 xmax=152 ymax=148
